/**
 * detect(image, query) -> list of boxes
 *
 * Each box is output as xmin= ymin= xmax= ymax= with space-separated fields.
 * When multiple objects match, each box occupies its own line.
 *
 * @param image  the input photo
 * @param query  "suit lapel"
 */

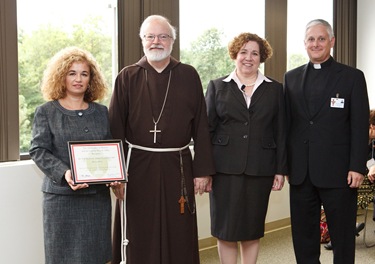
xmin=228 ymin=82 xmax=247 ymax=108
xmin=298 ymin=65 xmax=312 ymax=118
xmin=249 ymin=81 xmax=267 ymax=107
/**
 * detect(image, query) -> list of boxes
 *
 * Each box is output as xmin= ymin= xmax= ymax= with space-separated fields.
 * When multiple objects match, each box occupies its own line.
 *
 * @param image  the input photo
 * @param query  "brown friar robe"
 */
xmin=109 ymin=56 xmax=215 ymax=264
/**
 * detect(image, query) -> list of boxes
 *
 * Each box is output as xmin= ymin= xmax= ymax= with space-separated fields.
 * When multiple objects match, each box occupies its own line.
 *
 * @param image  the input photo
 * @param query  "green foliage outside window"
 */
xmin=181 ymin=28 xmax=234 ymax=93
xmin=18 ymin=16 xmax=112 ymax=153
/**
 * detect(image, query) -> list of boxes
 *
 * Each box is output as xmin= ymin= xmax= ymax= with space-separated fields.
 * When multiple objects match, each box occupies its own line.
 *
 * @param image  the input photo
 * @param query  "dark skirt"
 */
xmin=210 ymin=173 xmax=274 ymax=241
xmin=43 ymin=190 xmax=112 ymax=264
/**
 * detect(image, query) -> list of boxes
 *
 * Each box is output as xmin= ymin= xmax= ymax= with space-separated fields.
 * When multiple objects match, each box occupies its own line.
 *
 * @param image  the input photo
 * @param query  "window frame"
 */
xmin=0 ymin=0 xmax=19 ymax=161
xmin=0 ymin=0 xmax=355 ymax=162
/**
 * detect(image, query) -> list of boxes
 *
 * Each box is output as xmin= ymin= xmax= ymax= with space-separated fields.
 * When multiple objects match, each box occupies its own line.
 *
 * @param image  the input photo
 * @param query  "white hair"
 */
xmin=139 ymin=15 xmax=177 ymax=40
xmin=305 ymin=19 xmax=335 ymax=40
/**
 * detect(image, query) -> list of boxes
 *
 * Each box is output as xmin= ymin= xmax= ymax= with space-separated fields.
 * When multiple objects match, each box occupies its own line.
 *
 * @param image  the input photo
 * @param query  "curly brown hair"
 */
xmin=228 ymin=32 xmax=273 ymax=63
xmin=41 ymin=47 xmax=108 ymax=102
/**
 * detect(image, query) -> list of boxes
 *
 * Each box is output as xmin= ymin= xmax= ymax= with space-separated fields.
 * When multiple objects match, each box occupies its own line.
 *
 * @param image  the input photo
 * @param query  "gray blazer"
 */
xmin=29 ymin=100 xmax=112 ymax=195
xmin=205 ymin=76 xmax=287 ymax=176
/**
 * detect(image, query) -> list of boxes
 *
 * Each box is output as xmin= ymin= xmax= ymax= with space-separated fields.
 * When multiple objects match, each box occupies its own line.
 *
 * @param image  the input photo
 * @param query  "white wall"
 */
xmin=357 ymin=0 xmax=375 ymax=108
xmin=0 ymin=161 xmax=44 ymax=263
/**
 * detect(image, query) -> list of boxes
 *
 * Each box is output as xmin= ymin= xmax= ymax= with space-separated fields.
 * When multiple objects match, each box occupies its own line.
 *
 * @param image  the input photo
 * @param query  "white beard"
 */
xmin=144 ymin=44 xmax=173 ymax=62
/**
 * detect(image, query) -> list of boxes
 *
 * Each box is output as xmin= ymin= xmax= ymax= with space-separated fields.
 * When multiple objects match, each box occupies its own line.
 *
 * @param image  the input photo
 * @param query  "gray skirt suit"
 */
xmin=30 ymin=101 xmax=112 ymax=264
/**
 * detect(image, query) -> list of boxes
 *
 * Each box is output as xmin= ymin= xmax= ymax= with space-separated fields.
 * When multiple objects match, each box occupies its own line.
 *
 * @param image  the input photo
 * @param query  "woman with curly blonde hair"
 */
xmin=30 ymin=47 xmax=118 ymax=264
xmin=41 ymin=46 xmax=107 ymax=102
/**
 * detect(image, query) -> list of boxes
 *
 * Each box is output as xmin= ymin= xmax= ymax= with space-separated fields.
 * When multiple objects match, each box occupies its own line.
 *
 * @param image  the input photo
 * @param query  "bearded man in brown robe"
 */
xmin=109 ymin=15 xmax=215 ymax=264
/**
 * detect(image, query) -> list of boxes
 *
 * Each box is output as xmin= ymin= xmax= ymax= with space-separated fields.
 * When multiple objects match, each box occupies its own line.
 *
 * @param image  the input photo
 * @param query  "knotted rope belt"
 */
xmin=119 ymin=141 xmax=192 ymax=264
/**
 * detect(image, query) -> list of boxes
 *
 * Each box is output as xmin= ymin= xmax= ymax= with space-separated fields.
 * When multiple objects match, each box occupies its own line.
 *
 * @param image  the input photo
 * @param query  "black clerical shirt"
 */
xmin=304 ymin=57 xmax=334 ymax=116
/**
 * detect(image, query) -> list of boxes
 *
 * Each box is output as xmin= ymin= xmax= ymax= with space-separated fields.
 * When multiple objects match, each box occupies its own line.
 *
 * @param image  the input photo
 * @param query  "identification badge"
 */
xmin=330 ymin=98 xmax=344 ymax=108
xmin=367 ymin=158 xmax=375 ymax=170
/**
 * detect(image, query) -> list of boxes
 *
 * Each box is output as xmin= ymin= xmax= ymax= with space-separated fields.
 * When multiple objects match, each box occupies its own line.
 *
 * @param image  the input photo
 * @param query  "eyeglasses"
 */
xmin=143 ymin=34 xmax=172 ymax=42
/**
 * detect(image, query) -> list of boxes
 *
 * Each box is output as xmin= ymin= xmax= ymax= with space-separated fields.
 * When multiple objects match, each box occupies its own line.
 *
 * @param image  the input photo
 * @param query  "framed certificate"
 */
xmin=68 ymin=140 xmax=127 ymax=184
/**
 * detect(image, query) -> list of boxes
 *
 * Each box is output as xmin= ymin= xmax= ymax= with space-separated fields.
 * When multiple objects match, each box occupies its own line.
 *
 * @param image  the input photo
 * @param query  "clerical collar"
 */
xmin=309 ymin=56 xmax=333 ymax=70
xmin=313 ymin=64 xmax=321 ymax=69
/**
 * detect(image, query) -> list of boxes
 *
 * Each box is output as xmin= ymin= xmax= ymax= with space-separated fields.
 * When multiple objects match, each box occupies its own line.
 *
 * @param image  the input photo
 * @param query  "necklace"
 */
xmin=244 ymin=82 xmax=256 ymax=87
xmin=145 ymin=69 xmax=172 ymax=143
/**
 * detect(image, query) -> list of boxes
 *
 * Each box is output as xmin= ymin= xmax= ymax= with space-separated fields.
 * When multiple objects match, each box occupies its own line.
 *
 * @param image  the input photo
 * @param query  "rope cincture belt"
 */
xmin=119 ymin=140 xmax=190 ymax=264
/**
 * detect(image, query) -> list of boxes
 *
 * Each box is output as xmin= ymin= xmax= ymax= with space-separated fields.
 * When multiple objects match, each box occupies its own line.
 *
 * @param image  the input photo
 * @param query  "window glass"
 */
xmin=17 ymin=0 xmax=117 ymax=153
xmin=287 ymin=0 xmax=333 ymax=70
xmin=180 ymin=0 xmax=265 ymax=92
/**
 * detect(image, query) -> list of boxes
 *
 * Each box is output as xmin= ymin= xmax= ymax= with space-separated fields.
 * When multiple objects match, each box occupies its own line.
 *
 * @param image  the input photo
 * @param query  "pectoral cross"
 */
xmin=149 ymin=123 xmax=161 ymax=143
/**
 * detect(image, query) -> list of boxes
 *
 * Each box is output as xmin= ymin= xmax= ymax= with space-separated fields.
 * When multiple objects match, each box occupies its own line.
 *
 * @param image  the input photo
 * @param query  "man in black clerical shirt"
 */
xmin=284 ymin=19 xmax=369 ymax=264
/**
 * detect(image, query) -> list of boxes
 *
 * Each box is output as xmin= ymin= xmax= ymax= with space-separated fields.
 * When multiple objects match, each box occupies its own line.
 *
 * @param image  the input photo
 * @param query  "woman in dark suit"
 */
xmin=205 ymin=33 xmax=287 ymax=264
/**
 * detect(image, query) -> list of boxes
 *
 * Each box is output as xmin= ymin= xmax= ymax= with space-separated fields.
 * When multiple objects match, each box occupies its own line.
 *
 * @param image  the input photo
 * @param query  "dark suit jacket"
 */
xmin=284 ymin=59 xmax=369 ymax=187
xmin=205 ymin=76 xmax=287 ymax=176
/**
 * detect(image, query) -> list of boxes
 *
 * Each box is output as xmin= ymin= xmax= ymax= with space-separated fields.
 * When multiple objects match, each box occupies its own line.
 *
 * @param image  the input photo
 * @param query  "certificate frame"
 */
xmin=68 ymin=139 xmax=127 ymax=184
